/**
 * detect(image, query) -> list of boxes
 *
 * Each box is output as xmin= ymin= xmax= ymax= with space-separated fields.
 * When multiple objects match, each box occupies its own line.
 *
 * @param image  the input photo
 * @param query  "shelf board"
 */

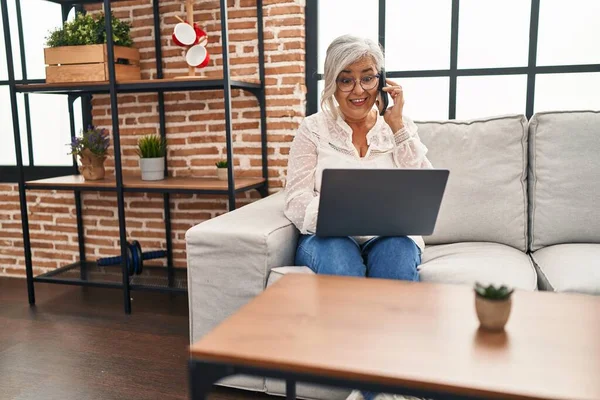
xmin=15 ymin=81 xmax=109 ymax=94
xmin=26 ymin=174 xmax=117 ymax=191
xmin=34 ymin=261 xmax=187 ymax=293
xmin=15 ymin=77 xmax=261 ymax=95
xmin=123 ymin=175 xmax=266 ymax=192
xmin=46 ymin=0 xmax=129 ymax=4
xmin=26 ymin=174 xmax=266 ymax=194
xmin=118 ymin=77 xmax=261 ymax=93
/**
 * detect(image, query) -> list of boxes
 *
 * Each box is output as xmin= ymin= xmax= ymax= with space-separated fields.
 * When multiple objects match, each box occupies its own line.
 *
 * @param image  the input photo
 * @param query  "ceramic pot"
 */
xmin=475 ymin=295 xmax=512 ymax=331
xmin=79 ymin=148 xmax=106 ymax=181
xmin=216 ymin=167 xmax=228 ymax=181
xmin=140 ymin=157 xmax=165 ymax=181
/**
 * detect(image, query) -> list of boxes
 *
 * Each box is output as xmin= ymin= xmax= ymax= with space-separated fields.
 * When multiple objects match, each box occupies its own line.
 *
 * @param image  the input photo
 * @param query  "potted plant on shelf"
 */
xmin=68 ymin=126 xmax=110 ymax=181
xmin=215 ymin=159 xmax=228 ymax=181
xmin=137 ymin=134 xmax=167 ymax=181
xmin=474 ymin=282 xmax=514 ymax=331
xmin=44 ymin=12 xmax=140 ymax=83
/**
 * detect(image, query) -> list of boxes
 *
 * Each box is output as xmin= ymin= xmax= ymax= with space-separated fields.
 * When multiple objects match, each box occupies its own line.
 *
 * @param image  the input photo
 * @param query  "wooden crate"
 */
xmin=44 ymin=44 xmax=141 ymax=83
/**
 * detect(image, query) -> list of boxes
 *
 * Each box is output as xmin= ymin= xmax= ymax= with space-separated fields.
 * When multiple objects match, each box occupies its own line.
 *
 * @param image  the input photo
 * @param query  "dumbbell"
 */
xmin=97 ymin=240 xmax=167 ymax=276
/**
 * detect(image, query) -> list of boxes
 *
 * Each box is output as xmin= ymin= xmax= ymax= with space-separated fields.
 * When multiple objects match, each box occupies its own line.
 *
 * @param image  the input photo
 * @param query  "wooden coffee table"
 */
xmin=189 ymin=274 xmax=600 ymax=400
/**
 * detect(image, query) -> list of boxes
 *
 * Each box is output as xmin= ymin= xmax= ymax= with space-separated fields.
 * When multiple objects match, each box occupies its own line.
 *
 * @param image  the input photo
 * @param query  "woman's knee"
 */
xmin=373 ymin=236 xmax=419 ymax=255
xmin=365 ymin=236 xmax=421 ymax=280
xmin=295 ymin=235 xmax=365 ymax=276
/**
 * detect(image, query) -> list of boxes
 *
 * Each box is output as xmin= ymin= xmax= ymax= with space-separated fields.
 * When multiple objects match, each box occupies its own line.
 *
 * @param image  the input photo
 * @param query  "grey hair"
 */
xmin=321 ymin=35 xmax=385 ymax=121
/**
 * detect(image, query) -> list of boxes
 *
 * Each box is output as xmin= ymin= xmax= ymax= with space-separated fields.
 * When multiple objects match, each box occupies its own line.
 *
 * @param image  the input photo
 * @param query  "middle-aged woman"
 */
xmin=283 ymin=34 xmax=432 ymax=400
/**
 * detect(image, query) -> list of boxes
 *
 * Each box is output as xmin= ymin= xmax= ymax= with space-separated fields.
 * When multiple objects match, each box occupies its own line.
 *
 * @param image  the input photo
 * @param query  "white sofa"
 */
xmin=185 ymin=110 xmax=600 ymax=400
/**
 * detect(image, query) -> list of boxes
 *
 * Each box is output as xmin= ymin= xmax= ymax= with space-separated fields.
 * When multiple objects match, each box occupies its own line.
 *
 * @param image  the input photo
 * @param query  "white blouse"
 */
xmin=283 ymin=108 xmax=433 ymax=252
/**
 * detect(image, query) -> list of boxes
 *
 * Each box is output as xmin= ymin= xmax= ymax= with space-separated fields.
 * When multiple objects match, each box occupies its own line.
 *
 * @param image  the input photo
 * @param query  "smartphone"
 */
xmin=377 ymin=69 xmax=389 ymax=116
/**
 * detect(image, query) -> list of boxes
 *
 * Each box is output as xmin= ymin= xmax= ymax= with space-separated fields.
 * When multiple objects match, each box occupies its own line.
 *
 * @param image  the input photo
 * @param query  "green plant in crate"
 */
xmin=137 ymin=135 xmax=167 ymax=159
xmin=215 ymin=159 xmax=228 ymax=168
xmin=45 ymin=12 xmax=133 ymax=48
xmin=94 ymin=12 xmax=133 ymax=47
xmin=474 ymin=282 xmax=514 ymax=301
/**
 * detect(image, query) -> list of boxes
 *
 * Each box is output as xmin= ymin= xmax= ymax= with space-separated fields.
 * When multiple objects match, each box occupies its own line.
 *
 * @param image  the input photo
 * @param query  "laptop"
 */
xmin=315 ymin=168 xmax=449 ymax=237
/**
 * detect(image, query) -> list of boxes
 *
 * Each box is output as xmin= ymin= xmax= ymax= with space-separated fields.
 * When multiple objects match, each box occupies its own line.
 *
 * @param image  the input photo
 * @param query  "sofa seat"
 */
xmin=267 ymin=242 xmax=537 ymax=292
xmin=531 ymin=244 xmax=600 ymax=295
xmin=420 ymin=242 xmax=538 ymax=291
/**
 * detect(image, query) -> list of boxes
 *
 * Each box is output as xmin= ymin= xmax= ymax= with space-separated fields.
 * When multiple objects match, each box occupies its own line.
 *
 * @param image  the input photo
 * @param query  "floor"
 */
xmin=0 ymin=277 xmax=273 ymax=400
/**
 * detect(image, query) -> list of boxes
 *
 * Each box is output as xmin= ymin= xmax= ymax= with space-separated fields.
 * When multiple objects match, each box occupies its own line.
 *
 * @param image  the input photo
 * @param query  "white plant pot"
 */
xmin=140 ymin=157 xmax=165 ymax=181
xmin=217 ymin=168 xmax=228 ymax=181
xmin=475 ymin=295 xmax=512 ymax=331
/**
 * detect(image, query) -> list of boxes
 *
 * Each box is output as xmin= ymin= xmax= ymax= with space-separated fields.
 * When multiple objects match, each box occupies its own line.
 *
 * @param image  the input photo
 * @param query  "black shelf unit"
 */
xmin=2 ymin=0 xmax=268 ymax=313
xmin=35 ymin=262 xmax=188 ymax=293
xmin=15 ymin=78 xmax=262 ymax=94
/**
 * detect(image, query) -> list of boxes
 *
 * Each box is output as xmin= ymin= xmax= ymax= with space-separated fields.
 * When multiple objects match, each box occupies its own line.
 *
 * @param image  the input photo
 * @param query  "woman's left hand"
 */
xmin=382 ymin=78 xmax=405 ymax=133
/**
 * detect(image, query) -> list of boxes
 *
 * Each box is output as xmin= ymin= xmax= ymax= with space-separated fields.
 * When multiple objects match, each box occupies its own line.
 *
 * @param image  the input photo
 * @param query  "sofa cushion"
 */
xmin=267 ymin=266 xmax=314 ymax=287
xmin=420 ymin=242 xmax=537 ymax=290
xmin=416 ymin=114 xmax=528 ymax=251
xmin=528 ymin=110 xmax=600 ymax=251
xmin=268 ymin=242 xmax=537 ymax=291
xmin=531 ymin=244 xmax=600 ymax=295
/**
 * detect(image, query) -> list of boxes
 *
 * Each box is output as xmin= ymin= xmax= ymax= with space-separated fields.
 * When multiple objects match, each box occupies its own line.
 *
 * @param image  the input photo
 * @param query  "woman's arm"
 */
xmin=391 ymin=117 xmax=433 ymax=169
xmin=381 ymin=78 xmax=433 ymax=169
xmin=283 ymin=119 xmax=320 ymax=234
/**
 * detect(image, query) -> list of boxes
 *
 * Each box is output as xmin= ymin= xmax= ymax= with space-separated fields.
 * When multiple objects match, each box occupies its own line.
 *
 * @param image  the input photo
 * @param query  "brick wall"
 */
xmin=0 ymin=0 xmax=305 ymax=277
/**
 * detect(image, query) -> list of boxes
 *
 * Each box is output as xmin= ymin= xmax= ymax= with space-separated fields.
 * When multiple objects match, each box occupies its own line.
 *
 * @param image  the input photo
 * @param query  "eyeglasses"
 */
xmin=336 ymin=74 xmax=380 ymax=92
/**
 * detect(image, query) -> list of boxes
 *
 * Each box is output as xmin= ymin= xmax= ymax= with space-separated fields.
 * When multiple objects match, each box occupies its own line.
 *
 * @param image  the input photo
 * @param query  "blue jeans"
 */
xmin=295 ymin=235 xmax=421 ymax=400
xmin=295 ymin=235 xmax=421 ymax=281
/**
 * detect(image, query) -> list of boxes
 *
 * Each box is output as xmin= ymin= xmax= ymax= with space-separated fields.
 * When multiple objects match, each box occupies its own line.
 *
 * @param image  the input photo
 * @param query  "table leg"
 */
xmin=286 ymin=379 xmax=296 ymax=400
xmin=189 ymin=360 xmax=233 ymax=400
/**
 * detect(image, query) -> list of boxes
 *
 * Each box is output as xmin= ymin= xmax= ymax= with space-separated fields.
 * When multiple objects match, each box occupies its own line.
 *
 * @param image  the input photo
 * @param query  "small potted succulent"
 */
xmin=68 ymin=126 xmax=110 ymax=181
xmin=215 ymin=159 xmax=228 ymax=181
xmin=137 ymin=134 xmax=166 ymax=181
xmin=474 ymin=282 xmax=514 ymax=331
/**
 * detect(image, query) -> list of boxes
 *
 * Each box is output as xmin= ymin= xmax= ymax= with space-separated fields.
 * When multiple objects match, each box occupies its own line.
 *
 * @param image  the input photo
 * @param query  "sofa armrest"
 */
xmin=185 ymin=191 xmax=298 ymax=342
